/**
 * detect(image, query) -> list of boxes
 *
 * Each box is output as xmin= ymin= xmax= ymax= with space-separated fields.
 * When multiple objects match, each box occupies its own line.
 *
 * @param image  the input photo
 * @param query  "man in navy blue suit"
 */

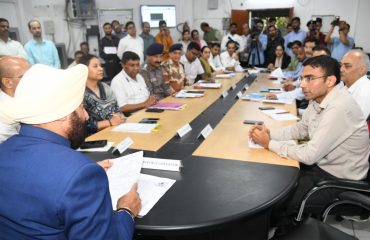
xmin=0 ymin=64 xmax=141 ymax=239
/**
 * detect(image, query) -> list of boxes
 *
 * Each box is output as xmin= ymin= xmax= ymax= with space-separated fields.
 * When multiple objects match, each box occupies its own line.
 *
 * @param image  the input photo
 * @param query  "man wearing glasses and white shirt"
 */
xmin=111 ymin=51 xmax=157 ymax=115
xmin=250 ymin=56 xmax=369 ymax=224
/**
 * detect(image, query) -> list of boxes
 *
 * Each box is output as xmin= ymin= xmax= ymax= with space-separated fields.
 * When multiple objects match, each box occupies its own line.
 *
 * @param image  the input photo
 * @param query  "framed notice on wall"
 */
xmin=97 ymin=8 xmax=133 ymax=36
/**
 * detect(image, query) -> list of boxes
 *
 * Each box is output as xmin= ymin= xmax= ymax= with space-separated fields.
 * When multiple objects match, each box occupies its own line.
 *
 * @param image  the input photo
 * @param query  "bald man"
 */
xmin=0 ymin=56 xmax=30 ymax=142
xmin=340 ymin=50 xmax=370 ymax=118
xmin=0 ymin=64 xmax=141 ymax=239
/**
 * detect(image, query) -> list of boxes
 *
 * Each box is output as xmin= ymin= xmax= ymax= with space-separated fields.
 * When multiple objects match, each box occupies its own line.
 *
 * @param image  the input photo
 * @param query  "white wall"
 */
xmin=192 ymin=0 xmax=370 ymax=52
xmin=2 ymin=0 xmax=370 ymax=58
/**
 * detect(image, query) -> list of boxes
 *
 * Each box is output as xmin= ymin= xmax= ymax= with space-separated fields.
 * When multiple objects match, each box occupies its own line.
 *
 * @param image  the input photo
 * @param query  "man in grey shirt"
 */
xmin=250 ymin=55 xmax=369 ymax=221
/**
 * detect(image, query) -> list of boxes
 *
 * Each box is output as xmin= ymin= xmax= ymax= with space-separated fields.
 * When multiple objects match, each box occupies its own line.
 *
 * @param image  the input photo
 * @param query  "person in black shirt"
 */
xmin=99 ymin=22 xmax=121 ymax=81
xmin=264 ymin=25 xmax=285 ymax=67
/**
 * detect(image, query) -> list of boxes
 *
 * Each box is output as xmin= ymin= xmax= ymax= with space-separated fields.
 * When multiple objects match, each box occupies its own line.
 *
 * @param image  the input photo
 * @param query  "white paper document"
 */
xmin=104 ymin=46 xmax=117 ymax=54
xmin=198 ymin=82 xmax=222 ymax=88
xmin=269 ymin=67 xmax=286 ymax=79
xmin=142 ymin=157 xmax=182 ymax=172
xmin=248 ymin=139 xmax=264 ymax=149
xmin=215 ymin=73 xmax=234 ymax=79
xmin=175 ymin=90 xmax=204 ymax=98
xmin=77 ymin=142 xmax=114 ymax=152
xmin=106 ymin=151 xmax=144 ymax=210
xmin=112 ymin=123 xmax=157 ymax=133
xmin=260 ymin=108 xmax=299 ymax=121
xmin=137 ymin=174 xmax=176 ymax=217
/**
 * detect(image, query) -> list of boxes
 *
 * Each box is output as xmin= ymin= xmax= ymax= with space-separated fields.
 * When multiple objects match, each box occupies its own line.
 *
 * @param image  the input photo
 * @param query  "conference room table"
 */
xmin=85 ymin=72 xmax=300 ymax=240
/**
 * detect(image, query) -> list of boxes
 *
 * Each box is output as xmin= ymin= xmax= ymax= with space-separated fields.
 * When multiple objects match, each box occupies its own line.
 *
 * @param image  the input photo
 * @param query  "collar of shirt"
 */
xmin=346 ymin=75 xmax=368 ymax=94
xmin=314 ymin=85 xmax=341 ymax=111
xmin=121 ymin=69 xmax=139 ymax=82
xmin=19 ymin=124 xmax=70 ymax=147
xmin=30 ymin=38 xmax=47 ymax=45
xmin=0 ymin=89 xmax=11 ymax=101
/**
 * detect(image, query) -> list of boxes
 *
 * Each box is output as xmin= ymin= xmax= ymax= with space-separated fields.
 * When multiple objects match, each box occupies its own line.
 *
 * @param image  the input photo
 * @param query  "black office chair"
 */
xmin=278 ymin=154 xmax=370 ymax=240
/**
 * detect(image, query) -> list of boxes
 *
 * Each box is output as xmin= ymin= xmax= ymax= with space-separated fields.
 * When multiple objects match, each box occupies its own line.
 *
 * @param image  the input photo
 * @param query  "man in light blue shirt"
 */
xmin=284 ymin=17 xmax=306 ymax=57
xmin=325 ymin=20 xmax=354 ymax=61
xmin=24 ymin=20 xmax=60 ymax=68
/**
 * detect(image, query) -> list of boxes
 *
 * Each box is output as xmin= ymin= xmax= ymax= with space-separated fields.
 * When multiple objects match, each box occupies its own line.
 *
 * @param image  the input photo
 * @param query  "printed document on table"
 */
xmin=175 ymin=90 xmax=204 ymax=98
xmin=137 ymin=174 xmax=176 ymax=217
xmin=269 ymin=67 xmax=286 ymax=79
xmin=112 ymin=123 xmax=157 ymax=133
xmin=260 ymin=108 xmax=299 ymax=121
xmin=106 ymin=151 xmax=144 ymax=210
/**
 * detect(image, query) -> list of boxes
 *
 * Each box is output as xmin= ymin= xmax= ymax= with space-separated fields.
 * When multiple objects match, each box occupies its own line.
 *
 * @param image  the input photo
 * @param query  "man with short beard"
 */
xmin=24 ymin=19 xmax=60 ymax=68
xmin=0 ymin=64 xmax=141 ymax=239
xmin=99 ymin=22 xmax=121 ymax=81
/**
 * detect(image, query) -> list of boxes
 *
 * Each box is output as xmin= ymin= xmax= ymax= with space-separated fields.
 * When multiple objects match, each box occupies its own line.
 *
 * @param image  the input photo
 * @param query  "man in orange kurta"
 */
xmin=154 ymin=20 xmax=174 ymax=61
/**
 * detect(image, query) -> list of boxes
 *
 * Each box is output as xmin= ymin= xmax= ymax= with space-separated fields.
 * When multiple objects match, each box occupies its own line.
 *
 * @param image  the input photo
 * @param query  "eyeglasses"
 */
xmin=298 ymin=75 xmax=328 ymax=83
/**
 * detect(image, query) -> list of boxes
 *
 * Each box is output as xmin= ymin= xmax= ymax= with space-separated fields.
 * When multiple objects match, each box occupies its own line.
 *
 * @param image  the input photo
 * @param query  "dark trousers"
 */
xmin=271 ymin=164 xmax=341 ymax=228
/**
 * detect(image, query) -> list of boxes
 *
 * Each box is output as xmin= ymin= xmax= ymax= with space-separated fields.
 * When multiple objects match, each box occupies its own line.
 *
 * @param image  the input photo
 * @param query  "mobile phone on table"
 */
xmin=145 ymin=108 xmax=164 ymax=113
xmin=80 ymin=140 xmax=108 ymax=149
xmin=142 ymin=118 xmax=159 ymax=121
xmin=243 ymin=120 xmax=264 ymax=125
xmin=258 ymin=107 xmax=275 ymax=110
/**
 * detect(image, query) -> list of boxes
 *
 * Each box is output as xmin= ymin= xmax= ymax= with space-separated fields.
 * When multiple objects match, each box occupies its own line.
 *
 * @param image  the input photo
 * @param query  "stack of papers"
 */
xmin=242 ymin=93 xmax=294 ymax=104
xmin=260 ymin=108 xmax=299 ymax=121
xmin=259 ymin=87 xmax=283 ymax=93
xmin=106 ymin=151 xmax=176 ymax=217
xmin=112 ymin=123 xmax=158 ymax=133
xmin=175 ymin=90 xmax=204 ymax=98
xmin=195 ymin=81 xmax=222 ymax=89
xmin=148 ymin=102 xmax=186 ymax=110
xmin=215 ymin=73 xmax=234 ymax=78
xmin=269 ymin=67 xmax=286 ymax=79
xmin=142 ymin=157 xmax=182 ymax=172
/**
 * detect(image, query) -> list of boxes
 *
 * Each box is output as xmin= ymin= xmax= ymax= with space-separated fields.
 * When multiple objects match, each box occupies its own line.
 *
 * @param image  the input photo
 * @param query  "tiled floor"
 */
xmin=326 ymin=216 xmax=370 ymax=239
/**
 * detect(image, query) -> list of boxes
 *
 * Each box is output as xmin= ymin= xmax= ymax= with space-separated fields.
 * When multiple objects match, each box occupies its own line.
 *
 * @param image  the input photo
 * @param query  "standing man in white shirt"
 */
xmin=180 ymin=42 xmax=210 ymax=85
xmin=111 ymin=51 xmax=157 ymax=115
xmin=220 ymin=22 xmax=242 ymax=52
xmin=0 ymin=18 xmax=27 ymax=59
xmin=340 ymin=49 xmax=370 ymax=118
xmin=117 ymin=21 xmax=144 ymax=66
xmin=0 ymin=56 xmax=30 ymax=142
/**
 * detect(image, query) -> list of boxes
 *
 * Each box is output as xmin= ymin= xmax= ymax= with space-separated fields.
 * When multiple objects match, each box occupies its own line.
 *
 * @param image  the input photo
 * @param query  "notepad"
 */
xmin=175 ymin=90 xmax=204 ymax=98
xmin=142 ymin=157 xmax=182 ymax=172
xmin=242 ymin=93 xmax=294 ymax=104
xmin=215 ymin=73 xmax=234 ymax=78
xmin=112 ymin=123 xmax=158 ymax=133
xmin=148 ymin=102 xmax=186 ymax=110
xmin=197 ymin=82 xmax=222 ymax=88
xmin=260 ymin=108 xmax=299 ymax=121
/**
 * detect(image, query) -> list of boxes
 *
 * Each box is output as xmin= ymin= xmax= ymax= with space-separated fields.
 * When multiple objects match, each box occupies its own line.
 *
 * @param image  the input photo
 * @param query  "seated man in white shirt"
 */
xmin=0 ymin=56 xmax=30 ymax=143
xmin=208 ymin=43 xmax=225 ymax=72
xmin=180 ymin=42 xmax=211 ymax=85
xmin=340 ymin=49 xmax=370 ymax=119
xmin=220 ymin=40 xmax=242 ymax=72
xmin=250 ymin=56 xmax=369 ymax=230
xmin=111 ymin=51 xmax=157 ymax=115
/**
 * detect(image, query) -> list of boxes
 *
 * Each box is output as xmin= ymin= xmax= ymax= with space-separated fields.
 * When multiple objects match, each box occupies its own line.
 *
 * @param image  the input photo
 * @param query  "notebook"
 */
xmin=148 ymin=102 xmax=186 ymax=110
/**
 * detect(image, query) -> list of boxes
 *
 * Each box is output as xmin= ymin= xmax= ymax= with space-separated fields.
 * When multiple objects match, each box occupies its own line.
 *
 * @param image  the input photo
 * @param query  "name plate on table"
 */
xmin=197 ymin=124 xmax=213 ymax=139
xmin=177 ymin=123 xmax=192 ymax=138
xmin=244 ymin=85 xmax=249 ymax=91
xmin=236 ymin=91 xmax=243 ymax=99
xmin=231 ymin=84 xmax=237 ymax=90
xmin=112 ymin=137 xmax=133 ymax=154
xmin=221 ymin=91 xmax=228 ymax=98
